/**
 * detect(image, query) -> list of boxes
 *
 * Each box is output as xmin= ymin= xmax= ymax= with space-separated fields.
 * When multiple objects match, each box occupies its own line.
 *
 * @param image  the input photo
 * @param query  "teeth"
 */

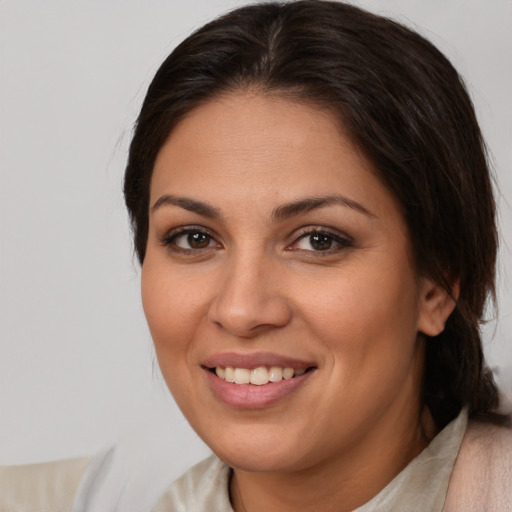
xmin=214 ymin=366 xmax=308 ymax=385
xmin=283 ymin=367 xmax=294 ymax=380
xmin=234 ymin=368 xmax=250 ymax=384
xmin=225 ymin=367 xmax=235 ymax=383
xmin=268 ymin=366 xmax=283 ymax=382
xmin=250 ymin=367 xmax=269 ymax=385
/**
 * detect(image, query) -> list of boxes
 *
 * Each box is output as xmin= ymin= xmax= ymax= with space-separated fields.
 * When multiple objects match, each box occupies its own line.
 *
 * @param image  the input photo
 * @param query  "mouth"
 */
xmin=207 ymin=365 xmax=316 ymax=385
xmin=201 ymin=352 xmax=318 ymax=409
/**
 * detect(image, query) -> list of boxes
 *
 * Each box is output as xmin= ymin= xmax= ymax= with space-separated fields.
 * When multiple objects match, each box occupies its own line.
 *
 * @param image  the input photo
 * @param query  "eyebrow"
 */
xmin=272 ymin=195 xmax=375 ymax=221
xmin=151 ymin=194 xmax=220 ymax=218
xmin=151 ymin=193 xmax=374 ymax=220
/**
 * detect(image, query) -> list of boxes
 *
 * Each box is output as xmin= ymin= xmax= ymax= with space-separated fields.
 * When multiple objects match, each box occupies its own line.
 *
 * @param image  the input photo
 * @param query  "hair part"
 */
xmin=124 ymin=0 xmax=502 ymax=427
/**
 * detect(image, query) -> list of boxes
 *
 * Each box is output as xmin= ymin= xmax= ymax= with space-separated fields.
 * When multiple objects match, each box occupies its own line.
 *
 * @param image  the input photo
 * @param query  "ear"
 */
xmin=417 ymin=278 xmax=459 ymax=337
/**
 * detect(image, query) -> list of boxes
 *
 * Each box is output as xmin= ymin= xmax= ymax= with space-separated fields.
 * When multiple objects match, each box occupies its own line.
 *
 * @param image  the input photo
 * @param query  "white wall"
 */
xmin=1 ymin=0 xmax=511 ymax=480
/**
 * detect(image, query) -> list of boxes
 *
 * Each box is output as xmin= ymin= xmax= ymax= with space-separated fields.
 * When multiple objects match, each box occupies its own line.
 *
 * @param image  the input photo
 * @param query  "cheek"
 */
xmin=299 ymin=260 xmax=421 ymax=370
xmin=141 ymin=264 xmax=203 ymax=358
xmin=301 ymin=273 xmax=423 ymax=431
xmin=303 ymin=257 xmax=418 ymax=326
xmin=141 ymin=265 xmax=205 ymax=415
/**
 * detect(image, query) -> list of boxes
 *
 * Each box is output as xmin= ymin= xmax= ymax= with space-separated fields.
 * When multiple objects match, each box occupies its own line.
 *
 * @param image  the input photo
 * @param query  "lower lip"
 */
xmin=204 ymin=369 xmax=315 ymax=409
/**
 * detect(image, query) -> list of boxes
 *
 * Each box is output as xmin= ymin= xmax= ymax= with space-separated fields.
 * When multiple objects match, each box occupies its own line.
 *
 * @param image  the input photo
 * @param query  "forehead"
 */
xmin=150 ymin=91 xmax=401 ymax=224
xmin=157 ymin=92 xmax=350 ymax=157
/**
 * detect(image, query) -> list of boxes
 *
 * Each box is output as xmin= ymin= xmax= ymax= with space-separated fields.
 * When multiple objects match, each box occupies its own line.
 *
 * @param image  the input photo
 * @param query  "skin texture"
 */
xmin=142 ymin=92 xmax=456 ymax=511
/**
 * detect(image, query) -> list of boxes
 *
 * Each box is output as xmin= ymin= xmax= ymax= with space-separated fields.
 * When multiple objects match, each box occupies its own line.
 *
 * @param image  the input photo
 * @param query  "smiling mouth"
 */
xmin=203 ymin=358 xmax=317 ymax=408
xmin=208 ymin=366 xmax=316 ymax=385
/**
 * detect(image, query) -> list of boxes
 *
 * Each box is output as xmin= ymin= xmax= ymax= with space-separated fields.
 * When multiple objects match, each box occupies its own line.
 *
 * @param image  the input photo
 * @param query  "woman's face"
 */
xmin=142 ymin=92 xmax=447 ymax=474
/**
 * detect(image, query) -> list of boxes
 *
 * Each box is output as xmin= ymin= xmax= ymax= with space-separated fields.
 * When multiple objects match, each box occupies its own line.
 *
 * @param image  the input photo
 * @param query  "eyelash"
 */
xmin=288 ymin=226 xmax=354 ymax=255
xmin=160 ymin=225 xmax=353 ymax=255
xmin=160 ymin=226 xmax=220 ymax=254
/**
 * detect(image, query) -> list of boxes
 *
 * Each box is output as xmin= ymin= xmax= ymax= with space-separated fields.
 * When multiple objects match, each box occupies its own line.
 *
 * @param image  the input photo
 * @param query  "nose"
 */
xmin=207 ymin=253 xmax=292 ymax=338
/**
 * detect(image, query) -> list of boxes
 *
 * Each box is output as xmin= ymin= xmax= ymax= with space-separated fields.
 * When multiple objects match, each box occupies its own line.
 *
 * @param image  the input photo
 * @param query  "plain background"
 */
xmin=1 ymin=0 xmax=511 ymax=481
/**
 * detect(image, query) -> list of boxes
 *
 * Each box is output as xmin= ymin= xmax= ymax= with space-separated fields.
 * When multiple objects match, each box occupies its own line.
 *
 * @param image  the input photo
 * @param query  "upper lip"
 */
xmin=202 ymin=352 xmax=317 ymax=370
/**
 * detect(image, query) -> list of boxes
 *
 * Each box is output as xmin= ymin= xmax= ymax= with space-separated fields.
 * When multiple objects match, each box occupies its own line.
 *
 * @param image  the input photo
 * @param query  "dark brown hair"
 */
xmin=124 ymin=0 xmax=500 ymax=428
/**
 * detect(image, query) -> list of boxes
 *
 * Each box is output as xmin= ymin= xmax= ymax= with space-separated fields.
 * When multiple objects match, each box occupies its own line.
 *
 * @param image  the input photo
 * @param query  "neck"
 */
xmin=230 ymin=405 xmax=435 ymax=512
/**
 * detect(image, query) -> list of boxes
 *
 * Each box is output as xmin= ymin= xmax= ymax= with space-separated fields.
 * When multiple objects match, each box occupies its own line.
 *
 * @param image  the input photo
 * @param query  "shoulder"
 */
xmin=444 ymin=418 xmax=512 ymax=511
xmin=0 ymin=456 xmax=91 ymax=512
xmin=151 ymin=455 xmax=232 ymax=512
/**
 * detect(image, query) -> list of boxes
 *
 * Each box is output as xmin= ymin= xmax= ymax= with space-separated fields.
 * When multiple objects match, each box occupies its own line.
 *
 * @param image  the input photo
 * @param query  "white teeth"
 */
xmin=215 ymin=366 xmax=308 ymax=384
xmin=268 ymin=366 xmax=283 ymax=382
xmin=250 ymin=367 xmax=269 ymax=385
xmin=234 ymin=368 xmax=250 ymax=384
xmin=225 ymin=367 xmax=235 ymax=383
xmin=283 ymin=367 xmax=294 ymax=380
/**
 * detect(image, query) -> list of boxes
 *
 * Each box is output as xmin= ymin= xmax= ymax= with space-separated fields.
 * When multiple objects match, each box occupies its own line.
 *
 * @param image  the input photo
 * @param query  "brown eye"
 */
xmin=309 ymin=233 xmax=333 ymax=251
xmin=165 ymin=229 xmax=218 ymax=251
xmin=187 ymin=232 xmax=211 ymax=249
xmin=297 ymin=232 xmax=334 ymax=251
xmin=292 ymin=229 xmax=353 ymax=253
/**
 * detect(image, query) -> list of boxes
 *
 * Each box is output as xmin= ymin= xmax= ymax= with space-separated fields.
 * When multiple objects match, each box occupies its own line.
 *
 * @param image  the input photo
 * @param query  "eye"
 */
xmin=161 ymin=227 xmax=220 ymax=252
xmin=175 ymin=231 xmax=213 ymax=249
xmin=290 ymin=228 xmax=353 ymax=253
xmin=297 ymin=232 xmax=335 ymax=251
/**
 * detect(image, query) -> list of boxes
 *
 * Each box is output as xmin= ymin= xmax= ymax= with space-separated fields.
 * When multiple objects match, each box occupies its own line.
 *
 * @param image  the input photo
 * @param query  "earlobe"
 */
xmin=417 ymin=279 xmax=459 ymax=337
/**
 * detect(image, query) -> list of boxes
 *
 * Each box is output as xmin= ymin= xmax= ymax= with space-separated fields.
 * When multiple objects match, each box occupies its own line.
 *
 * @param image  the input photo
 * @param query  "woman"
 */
xmin=2 ymin=1 xmax=511 ymax=510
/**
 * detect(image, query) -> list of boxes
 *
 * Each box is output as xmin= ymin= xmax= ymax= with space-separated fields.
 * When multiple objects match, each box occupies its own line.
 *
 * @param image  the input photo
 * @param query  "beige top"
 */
xmin=1 ymin=410 xmax=511 ymax=512
xmin=0 ymin=457 xmax=90 ymax=512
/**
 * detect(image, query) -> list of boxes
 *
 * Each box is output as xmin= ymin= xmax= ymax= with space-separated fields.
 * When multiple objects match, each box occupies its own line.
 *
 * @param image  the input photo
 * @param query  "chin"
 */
xmin=197 ymin=423 xmax=310 ymax=473
xmin=216 ymin=446 xmax=305 ymax=474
